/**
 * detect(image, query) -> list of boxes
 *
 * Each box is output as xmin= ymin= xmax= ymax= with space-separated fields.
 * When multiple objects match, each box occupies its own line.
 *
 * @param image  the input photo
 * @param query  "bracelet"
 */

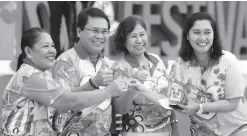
xmin=89 ymin=78 xmax=99 ymax=89
xmin=170 ymin=120 xmax=178 ymax=124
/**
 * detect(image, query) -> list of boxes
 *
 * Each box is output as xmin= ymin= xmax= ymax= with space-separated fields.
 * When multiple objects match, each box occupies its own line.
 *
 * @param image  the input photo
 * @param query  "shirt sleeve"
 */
xmin=20 ymin=71 xmax=67 ymax=106
xmin=224 ymin=54 xmax=245 ymax=99
xmin=52 ymin=59 xmax=80 ymax=88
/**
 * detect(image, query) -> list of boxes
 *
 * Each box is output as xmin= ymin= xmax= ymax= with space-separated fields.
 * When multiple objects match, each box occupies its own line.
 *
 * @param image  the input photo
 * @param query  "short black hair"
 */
xmin=115 ymin=16 xmax=146 ymax=54
xmin=179 ymin=12 xmax=223 ymax=62
xmin=77 ymin=7 xmax=110 ymax=31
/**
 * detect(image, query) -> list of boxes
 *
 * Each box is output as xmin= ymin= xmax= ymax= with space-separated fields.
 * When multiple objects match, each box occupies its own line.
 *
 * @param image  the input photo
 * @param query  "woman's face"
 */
xmin=126 ymin=24 xmax=148 ymax=56
xmin=187 ymin=20 xmax=214 ymax=54
xmin=29 ymin=32 xmax=56 ymax=71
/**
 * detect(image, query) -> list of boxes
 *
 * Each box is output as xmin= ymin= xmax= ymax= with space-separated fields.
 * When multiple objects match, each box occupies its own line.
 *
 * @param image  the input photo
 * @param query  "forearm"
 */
xmin=202 ymin=97 xmax=240 ymax=113
xmin=140 ymin=87 xmax=165 ymax=106
xmin=52 ymin=89 xmax=111 ymax=112
xmin=170 ymin=110 xmax=179 ymax=135
xmin=114 ymin=89 xmax=136 ymax=114
xmin=71 ymin=81 xmax=96 ymax=92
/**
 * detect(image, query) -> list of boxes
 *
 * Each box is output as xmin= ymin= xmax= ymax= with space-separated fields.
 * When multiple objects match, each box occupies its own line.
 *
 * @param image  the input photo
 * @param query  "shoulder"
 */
xmin=6 ymin=64 xmax=42 ymax=93
xmin=57 ymin=48 xmax=77 ymax=61
xmin=54 ymin=48 xmax=78 ymax=69
xmin=147 ymin=53 xmax=161 ymax=60
xmin=221 ymin=50 xmax=238 ymax=61
xmin=172 ymin=57 xmax=186 ymax=67
xmin=18 ymin=64 xmax=41 ymax=78
xmin=147 ymin=53 xmax=164 ymax=65
xmin=220 ymin=50 xmax=238 ymax=66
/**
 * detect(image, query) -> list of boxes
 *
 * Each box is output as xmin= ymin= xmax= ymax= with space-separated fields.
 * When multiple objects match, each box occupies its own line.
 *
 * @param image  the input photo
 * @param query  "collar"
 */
xmin=124 ymin=52 xmax=159 ymax=68
xmin=74 ymin=43 xmax=104 ymax=60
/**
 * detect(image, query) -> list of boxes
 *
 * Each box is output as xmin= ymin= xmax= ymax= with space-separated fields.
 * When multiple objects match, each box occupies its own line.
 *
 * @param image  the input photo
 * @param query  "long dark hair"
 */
xmin=17 ymin=27 xmax=46 ymax=71
xmin=179 ymin=12 xmax=223 ymax=62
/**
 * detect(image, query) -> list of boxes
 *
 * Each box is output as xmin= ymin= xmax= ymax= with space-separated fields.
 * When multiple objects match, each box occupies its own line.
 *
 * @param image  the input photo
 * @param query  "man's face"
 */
xmin=78 ymin=16 xmax=109 ymax=55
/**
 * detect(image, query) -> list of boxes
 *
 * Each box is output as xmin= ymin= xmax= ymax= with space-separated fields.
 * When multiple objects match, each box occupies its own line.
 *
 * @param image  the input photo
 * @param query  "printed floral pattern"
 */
xmin=1 ymin=64 xmax=58 ymax=136
xmin=170 ymin=51 xmax=247 ymax=136
xmin=113 ymin=53 xmax=172 ymax=133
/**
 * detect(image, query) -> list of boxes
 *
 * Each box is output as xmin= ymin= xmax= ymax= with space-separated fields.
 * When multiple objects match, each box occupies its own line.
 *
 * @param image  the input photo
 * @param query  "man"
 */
xmin=52 ymin=8 xmax=121 ymax=136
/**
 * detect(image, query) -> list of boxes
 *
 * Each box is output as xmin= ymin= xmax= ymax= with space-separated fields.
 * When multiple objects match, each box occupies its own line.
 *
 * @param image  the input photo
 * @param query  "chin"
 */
xmin=92 ymin=48 xmax=104 ymax=54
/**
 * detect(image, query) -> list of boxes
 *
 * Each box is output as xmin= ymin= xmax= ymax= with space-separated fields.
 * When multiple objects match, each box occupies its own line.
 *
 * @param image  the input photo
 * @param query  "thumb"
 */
xmin=100 ymin=59 xmax=109 ymax=70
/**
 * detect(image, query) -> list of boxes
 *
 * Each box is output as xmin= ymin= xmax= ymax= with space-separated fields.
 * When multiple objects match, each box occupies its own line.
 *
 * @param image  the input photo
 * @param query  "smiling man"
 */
xmin=52 ymin=8 xmax=118 ymax=136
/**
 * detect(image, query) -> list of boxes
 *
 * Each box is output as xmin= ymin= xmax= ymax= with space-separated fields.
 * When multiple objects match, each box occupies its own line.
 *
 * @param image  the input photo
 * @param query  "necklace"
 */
xmin=195 ymin=58 xmax=210 ymax=75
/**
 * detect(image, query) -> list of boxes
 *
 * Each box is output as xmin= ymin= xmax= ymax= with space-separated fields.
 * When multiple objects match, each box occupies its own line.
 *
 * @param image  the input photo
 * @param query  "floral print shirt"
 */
xmin=113 ymin=53 xmax=172 ymax=134
xmin=170 ymin=50 xmax=247 ymax=136
xmin=52 ymin=48 xmax=113 ymax=136
xmin=1 ymin=62 xmax=63 ymax=136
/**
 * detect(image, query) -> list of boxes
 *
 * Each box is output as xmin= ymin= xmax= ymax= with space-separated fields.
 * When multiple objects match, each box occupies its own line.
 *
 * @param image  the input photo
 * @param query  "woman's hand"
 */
xmin=176 ymin=99 xmax=200 ymax=115
xmin=132 ymin=71 xmax=148 ymax=83
xmin=128 ymin=78 xmax=146 ymax=93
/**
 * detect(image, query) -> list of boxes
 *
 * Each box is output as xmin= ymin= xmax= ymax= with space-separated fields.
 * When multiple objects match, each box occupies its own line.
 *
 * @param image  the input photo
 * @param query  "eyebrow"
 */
xmin=90 ymin=27 xmax=108 ymax=30
xmin=192 ymin=29 xmax=212 ymax=31
xmin=130 ymin=31 xmax=145 ymax=35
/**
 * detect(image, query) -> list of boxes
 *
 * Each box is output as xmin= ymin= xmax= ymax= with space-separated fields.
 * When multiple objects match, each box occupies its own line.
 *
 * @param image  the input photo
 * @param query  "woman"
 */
xmin=170 ymin=12 xmax=247 ymax=136
xmin=0 ymin=27 xmax=127 ymax=136
xmin=113 ymin=16 xmax=178 ymax=136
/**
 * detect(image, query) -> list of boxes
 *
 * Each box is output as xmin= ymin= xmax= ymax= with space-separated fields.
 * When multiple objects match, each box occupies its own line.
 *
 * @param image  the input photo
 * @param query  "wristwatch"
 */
xmin=197 ymin=104 xmax=203 ymax=114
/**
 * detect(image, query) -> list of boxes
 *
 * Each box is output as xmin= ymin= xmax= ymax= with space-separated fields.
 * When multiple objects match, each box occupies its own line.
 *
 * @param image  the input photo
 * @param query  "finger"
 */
xmin=121 ymin=88 xmax=128 ymax=92
xmin=177 ymin=104 xmax=186 ymax=110
xmin=102 ymin=70 xmax=114 ymax=74
xmin=103 ymin=77 xmax=114 ymax=82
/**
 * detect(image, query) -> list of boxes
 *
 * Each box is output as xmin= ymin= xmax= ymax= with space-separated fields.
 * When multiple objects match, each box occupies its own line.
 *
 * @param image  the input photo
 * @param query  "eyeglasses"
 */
xmin=84 ymin=28 xmax=110 ymax=35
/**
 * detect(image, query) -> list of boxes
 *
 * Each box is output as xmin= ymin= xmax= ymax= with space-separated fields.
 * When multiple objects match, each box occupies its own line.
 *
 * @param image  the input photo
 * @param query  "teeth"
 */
xmin=135 ymin=46 xmax=143 ymax=50
xmin=198 ymin=43 xmax=207 ymax=46
xmin=93 ymin=41 xmax=103 ymax=44
xmin=46 ymin=56 xmax=54 ymax=60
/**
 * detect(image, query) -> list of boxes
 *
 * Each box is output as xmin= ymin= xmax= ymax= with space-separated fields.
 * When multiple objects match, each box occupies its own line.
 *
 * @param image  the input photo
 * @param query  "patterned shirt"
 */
xmin=170 ymin=50 xmax=247 ymax=136
xmin=1 ymin=62 xmax=64 ymax=136
xmin=52 ymin=47 xmax=113 ymax=136
xmin=113 ymin=52 xmax=172 ymax=134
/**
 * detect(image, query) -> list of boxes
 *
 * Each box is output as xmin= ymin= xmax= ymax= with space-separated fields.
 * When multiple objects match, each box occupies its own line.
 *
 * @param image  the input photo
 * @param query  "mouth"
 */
xmin=46 ymin=55 xmax=55 ymax=61
xmin=197 ymin=42 xmax=207 ymax=47
xmin=134 ymin=44 xmax=145 ymax=50
xmin=92 ymin=40 xmax=104 ymax=44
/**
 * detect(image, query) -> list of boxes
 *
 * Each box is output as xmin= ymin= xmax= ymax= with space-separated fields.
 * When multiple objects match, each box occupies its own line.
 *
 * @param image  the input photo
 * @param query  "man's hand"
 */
xmin=106 ymin=79 xmax=128 ymax=97
xmin=92 ymin=64 xmax=114 ymax=87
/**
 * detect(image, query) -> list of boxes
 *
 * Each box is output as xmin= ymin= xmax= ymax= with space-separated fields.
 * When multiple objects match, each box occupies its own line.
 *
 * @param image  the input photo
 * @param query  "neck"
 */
xmin=74 ymin=42 xmax=100 ymax=60
xmin=23 ymin=58 xmax=46 ymax=72
xmin=128 ymin=52 xmax=145 ymax=62
xmin=194 ymin=52 xmax=210 ymax=66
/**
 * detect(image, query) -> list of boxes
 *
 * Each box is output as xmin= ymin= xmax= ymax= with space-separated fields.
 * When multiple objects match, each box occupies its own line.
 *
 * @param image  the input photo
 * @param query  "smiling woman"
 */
xmin=113 ymin=16 xmax=178 ymax=136
xmin=170 ymin=12 xmax=247 ymax=136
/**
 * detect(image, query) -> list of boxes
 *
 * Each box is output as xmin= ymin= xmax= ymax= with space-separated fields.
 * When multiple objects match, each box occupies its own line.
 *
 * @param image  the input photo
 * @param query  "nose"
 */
xmin=95 ymin=31 xmax=105 ymax=39
xmin=199 ymin=34 xmax=207 ymax=40
xmin=136 ymin=36 xmax=142 ymax=43
xmin=49 ymin=45 xmax=57 ymax=54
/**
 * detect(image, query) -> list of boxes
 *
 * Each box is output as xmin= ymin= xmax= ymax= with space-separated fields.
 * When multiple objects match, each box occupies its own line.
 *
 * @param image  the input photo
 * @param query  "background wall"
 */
xmin=0 ymin=1 xmax=247 ymax=136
